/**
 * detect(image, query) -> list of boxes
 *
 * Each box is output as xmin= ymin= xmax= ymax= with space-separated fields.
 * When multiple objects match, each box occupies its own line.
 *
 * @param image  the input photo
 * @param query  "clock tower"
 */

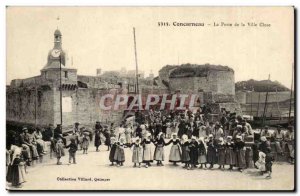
xmin=41 ymin=29 xmax=77 ymax=84
xmin=54 ymin=29 xmax=62 ymax=49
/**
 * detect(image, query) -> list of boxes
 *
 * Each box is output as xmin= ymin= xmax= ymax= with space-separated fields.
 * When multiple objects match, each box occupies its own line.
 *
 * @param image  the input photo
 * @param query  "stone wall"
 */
xmin=53 ymin=87 xmax=124 ymax=130
xmin=236 ymin=91 xmax=293 ymax=104
xmin=216 ymin=71 xmax=235 ymax=95
xmin=7 ymin=85 xmax=125 ymax=130
xmin=168 ymin=70 xmax=234 ymax=96
xmin=6 ymin=87 xmax=54 ymax=126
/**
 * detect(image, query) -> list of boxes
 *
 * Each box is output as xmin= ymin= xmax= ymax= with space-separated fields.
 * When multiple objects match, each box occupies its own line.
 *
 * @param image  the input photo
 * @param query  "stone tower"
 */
xmin=40 ymin=29 xmax=77 ymax=85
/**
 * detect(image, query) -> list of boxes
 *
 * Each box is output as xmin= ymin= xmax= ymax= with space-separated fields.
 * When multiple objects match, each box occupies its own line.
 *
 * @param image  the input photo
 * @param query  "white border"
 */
xmin=1 ymin=1 xmax=298 ymax=196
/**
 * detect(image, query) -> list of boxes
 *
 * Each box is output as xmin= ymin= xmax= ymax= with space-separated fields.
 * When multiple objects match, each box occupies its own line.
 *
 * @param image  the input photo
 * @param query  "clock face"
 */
xmin=51 ymin=49 xmax=61 ymax=58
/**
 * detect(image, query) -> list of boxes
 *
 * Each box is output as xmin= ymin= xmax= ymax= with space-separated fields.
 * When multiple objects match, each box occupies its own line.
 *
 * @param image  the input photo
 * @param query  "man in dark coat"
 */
xmin=54 ymin=124 xmax=66 ymax=145
xmin=94 ymin=122 xmax=102 ymax=151
xmin=178 ymin=120 xmax=186 ymax=139
xmin=42 ymin=124 xmax=54 ymax=142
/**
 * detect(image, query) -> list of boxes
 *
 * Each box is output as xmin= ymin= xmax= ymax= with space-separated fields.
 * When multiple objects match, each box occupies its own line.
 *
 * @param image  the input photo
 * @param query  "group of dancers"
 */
xmin=108 ymin=129 xmax=250 ymax=172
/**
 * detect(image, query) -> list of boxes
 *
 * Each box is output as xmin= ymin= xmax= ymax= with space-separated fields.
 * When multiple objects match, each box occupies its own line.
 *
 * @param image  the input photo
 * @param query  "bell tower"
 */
xmin=54 ymin=29 xmax=62 ymax=49
xmin=41 ymin=29 xmax=77 ymax=84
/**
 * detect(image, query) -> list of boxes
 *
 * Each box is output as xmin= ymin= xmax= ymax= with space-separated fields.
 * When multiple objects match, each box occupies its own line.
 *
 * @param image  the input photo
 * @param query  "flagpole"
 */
xmin=133 ymin=27 xmax=139 ymax=95
xmin=60 ymin=54 xmax=63 ymax=125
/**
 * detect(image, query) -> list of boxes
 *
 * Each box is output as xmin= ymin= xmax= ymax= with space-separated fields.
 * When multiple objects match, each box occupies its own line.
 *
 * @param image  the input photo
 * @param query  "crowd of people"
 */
xmin=6 ymin=109 xmax=295 ymax=188
xmin=105 ymin=110 xmax=294 ymax=178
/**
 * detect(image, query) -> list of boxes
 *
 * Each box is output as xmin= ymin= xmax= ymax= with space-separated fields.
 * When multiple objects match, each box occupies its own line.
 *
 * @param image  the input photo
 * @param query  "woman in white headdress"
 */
xmin=206 ymin=134 xmax=217 ymax=169
xmin=141 ymin=132 xmax=154 ymax=168
xmin=235 ymin=135 xmax=246 ymax=172
xmin=153 ymin=132 xmax=166 ymax=166
xmin=131 ymin=137 xmax=143 ymax=168
xmin=114 ymin=137 xmax=126 ymax=167
xmin=217 ymin=137 xmax=226 ymax=170
xmin=225 ymin=136 xmax=236 ymax=170
xmin=189 ymin=136 xmax=198 ymax=170
xmin=165 ymin=133 xmax=182 ymax=165
xmin=6 ymin=146 xmax=26 ymax=188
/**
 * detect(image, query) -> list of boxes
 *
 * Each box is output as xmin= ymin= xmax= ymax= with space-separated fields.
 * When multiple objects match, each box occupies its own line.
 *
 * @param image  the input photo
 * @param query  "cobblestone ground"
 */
xmin=7 ymin=142 xmax=294 ymax=191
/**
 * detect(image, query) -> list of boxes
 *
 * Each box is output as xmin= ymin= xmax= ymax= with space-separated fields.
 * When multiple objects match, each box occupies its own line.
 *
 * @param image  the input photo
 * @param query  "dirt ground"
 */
xmin=7 ymin=143 xmax=295 ymax=191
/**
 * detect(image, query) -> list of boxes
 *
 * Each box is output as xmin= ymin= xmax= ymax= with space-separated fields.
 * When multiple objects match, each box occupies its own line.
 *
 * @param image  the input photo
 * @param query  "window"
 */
xmin=62 ymin=97 xmax=72 ymax=113
xmin=64 ymin=71 xmax=68 ymax=78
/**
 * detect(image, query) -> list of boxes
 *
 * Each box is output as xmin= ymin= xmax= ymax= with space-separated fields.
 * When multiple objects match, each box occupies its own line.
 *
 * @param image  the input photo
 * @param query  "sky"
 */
xmin=6 ymin=7 xmax=294 ymax=88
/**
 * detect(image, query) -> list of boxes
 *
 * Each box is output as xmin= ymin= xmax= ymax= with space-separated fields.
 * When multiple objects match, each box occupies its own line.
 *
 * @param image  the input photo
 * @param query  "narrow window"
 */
xmin=64 ymin=71 xmax=68 ymax=78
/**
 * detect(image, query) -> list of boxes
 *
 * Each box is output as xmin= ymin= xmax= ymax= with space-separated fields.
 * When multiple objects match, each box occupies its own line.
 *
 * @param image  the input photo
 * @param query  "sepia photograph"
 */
xmin=5 ymin=6 xmax=295 ymax=191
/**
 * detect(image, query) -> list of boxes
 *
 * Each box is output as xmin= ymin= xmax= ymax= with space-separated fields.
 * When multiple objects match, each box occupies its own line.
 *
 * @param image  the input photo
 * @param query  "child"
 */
xmin=82 ymin=132 xmax=90 ymax=154
xmin=66 ymin=138 xmax=78 ymax=164
xmin=265 ymin=148 xmax=274 ymax=179
xmin=189 ymin=136 xmax=199 ymax=170
xmin=225 ymin=136 xmax=236 ymax=170
xmin=197 ymin=137 xmax=207 ymax=169
xmin=131 ymin=137 xmax=143 ymax=168
xmin=142 ymin=132 xmax=154 ymax=168
xmin=165 ymin=133 xmax=182 ymax=165
xmin=114 ymin=138 xmax=125 ymax=167
xmin=217 ymin=137 xmax=226 ymax=170
xmin=154 ymin=132 xmax=166 ymax=166
xmin=255 ymin=151 xmax=266 ymax=175
xmin=109 ymin=137 xmax=117 ymax=166
xmin=206 ymin=134 xmax=217 ymax=169
xmin=181 ymin=134 xmax=190 ymax=169
xmin=55 ymin=138 xmax=65 ymax=165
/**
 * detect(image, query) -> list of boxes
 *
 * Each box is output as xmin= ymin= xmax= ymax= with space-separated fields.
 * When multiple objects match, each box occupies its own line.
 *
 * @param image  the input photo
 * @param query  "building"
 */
xmin=6 ymin=29 xmax=126 ymax=129
xmin=7 ymin=29 xmax=243 ymax=129
xmin=6 ymin=29 xmax=168 ymax=129
xmin=156 ymin=63 xmax=241 ymax=114
xmin=236 ymin=91 xmax=294 ymax=117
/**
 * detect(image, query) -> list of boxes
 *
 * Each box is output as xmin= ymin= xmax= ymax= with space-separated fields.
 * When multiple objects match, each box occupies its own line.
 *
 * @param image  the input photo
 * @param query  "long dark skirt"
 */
xmin=114 ymin=147 xmax=125 ymax=162
xmin=189 ymin=149 xmax=198 ymax=165
xmin=6 ymin=164 xmax=24 ymax=186
xmin=225 ymin=148 xmax=236 ymax=165
xmin=218 ymin=149 xmax=226 ymax=165
xmin=94 ymin=134 xmax=101 ymax=147
xmin=207 ymin=148 xmax=217 ymax=164
xmin=105 ymin=138 xmax=111 ymax=146
xmin=109 ymin=145 xmax=117 ymax=162
xmin=236 ymin=149 xmax=246 ymax=168
xmin=181 ymin=146 xmax=190 ymax=163
xmin=245 ymin=148 xmax=254 ymax=168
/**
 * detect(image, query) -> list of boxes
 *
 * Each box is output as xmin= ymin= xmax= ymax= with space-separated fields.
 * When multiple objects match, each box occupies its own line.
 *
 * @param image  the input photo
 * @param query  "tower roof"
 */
xmin=54 ymin=29 xmax=62 ymax=36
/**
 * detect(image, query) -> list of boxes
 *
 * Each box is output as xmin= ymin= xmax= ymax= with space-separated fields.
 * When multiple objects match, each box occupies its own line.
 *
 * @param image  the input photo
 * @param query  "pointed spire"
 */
xmin=56 ymin=16 xmax=60 ymax=29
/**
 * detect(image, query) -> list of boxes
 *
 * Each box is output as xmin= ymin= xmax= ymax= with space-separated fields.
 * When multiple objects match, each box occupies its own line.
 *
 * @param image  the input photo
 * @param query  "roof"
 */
xmin=54 ymin=29 xmax=62 ymax=36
